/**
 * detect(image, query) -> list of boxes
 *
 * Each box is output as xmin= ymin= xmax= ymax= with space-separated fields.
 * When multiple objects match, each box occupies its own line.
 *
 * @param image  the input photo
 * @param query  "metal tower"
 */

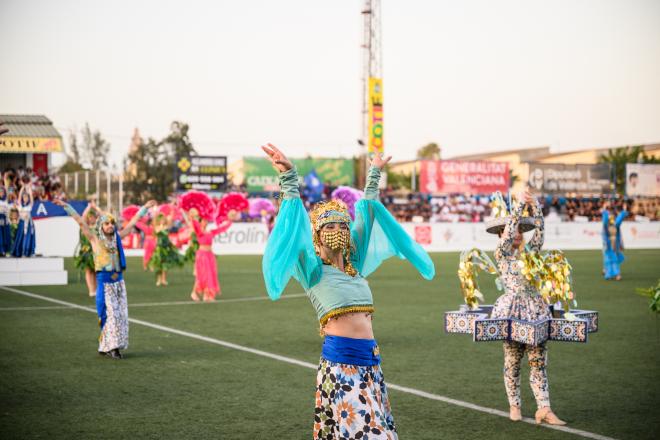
xmin=360 ymin=0 xmax=383 ymax=184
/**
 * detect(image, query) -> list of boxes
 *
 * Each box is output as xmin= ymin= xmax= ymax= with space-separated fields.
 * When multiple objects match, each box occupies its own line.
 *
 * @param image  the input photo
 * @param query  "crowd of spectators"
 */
xmin=267 ymin=180 xmax=659 ymax=223
xmin=376 ymin=191 xmax=658 ymax=223
xmin=17 ymin=167 xmax=657 ymax=223
xmin=544 ymin=196 xmax=659 ymax=222
xmin=2 ymin=166 xmax=66 ymax=202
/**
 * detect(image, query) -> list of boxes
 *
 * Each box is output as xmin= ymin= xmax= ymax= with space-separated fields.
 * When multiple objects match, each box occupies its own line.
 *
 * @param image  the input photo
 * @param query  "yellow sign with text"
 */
xmin=0 ymin=137 xmax=63 ymax=153
xmin=368 ymin=77 xmax=384 ymax=154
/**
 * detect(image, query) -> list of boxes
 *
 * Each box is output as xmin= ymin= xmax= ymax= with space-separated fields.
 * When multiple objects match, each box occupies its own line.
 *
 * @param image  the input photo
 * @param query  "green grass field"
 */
xmin=1 ymin=250 xmax=659 ymax=439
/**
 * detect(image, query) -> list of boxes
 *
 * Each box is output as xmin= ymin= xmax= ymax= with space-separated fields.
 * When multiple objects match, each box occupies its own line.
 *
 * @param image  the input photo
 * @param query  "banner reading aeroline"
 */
xmin=420 ymin=160 xmax=510 ymax=194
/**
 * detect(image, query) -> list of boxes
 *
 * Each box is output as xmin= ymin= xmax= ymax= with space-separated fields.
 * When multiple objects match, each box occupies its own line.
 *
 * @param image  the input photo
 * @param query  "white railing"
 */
xmin=60 ymin=170 xmax=125 ymax=214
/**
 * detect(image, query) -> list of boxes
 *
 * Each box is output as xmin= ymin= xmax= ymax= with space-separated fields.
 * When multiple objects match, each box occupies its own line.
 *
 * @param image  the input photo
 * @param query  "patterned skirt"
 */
xmin=96 ymin=273 xmax=129 ymax=353
xmin=149 ymin=231 xmax=183 ymax=272
xmin=74 ymin=234 xmax=95 ymax=272
xmin=314 ymin=358 xmax=397 ymax=440
xmin=491 ymin=291 xmax=551 ymax=323
xmin=194 ymin=249 xmax=220 ymax=296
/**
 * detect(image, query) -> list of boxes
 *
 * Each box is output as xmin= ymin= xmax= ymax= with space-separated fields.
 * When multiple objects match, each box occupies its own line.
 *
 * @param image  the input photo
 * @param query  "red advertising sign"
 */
xmin=420 ymin=160 xmax=509 ymax=194
xmin=414 ymin=225 xmax=432 ymax=245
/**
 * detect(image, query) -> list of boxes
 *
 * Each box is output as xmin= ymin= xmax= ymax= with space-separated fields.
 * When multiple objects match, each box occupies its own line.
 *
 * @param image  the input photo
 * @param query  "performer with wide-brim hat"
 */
xmin=488 ymin=190 xmax=566 ymax=425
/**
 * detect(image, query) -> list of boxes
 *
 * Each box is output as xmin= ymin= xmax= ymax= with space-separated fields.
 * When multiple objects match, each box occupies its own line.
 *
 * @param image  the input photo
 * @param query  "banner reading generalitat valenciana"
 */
xmin=420 ymin=160 xmax=510 ymax=194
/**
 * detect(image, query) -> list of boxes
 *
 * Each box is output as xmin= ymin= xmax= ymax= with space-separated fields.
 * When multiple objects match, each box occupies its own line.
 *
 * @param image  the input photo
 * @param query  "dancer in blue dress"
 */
xmin=11 ymin=186 xmax=35 ymax=257
xmin=0 ymin=186 xmax=11 ymax=255
xmin=601 ymin=201 xmax=628 ymax=281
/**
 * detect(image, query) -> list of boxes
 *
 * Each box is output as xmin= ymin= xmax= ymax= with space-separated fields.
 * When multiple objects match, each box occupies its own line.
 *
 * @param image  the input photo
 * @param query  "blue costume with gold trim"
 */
xmin=602 ymin=209 xmax=627 ymax=280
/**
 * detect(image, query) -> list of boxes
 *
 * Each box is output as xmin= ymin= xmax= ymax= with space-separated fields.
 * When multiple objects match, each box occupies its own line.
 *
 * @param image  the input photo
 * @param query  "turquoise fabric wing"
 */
xmin=262 ymin=197 xmax=322 ymax=300
xmin=351 ymin=199 xmax=435 ymax=280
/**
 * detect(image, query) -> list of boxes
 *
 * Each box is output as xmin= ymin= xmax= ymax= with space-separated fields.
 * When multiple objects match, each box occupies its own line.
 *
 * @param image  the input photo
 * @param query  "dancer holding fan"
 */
xmin=179 ymin=191 xmax=232 ymax=302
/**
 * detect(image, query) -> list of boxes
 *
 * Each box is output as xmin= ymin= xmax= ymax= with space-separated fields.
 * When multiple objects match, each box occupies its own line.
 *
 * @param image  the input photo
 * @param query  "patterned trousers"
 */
xmin=98 ymin=279 xmax=129 ymax=353
xmin=503 ymin=341 xmax=550 ymax=409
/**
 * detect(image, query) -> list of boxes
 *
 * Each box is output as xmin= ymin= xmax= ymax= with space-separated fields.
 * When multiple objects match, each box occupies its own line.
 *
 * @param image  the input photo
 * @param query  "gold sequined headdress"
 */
xmin=309 ymin=199 xmax=357 ymax=277
xmin=309 ymin=199 xmax=351 ymax=232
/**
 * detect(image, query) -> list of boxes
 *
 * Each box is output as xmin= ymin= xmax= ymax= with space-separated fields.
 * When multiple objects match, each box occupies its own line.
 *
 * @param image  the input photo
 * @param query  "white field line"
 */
xmin=0 ymin=285 xmax=616 ymax=440
xmin=0 ymin=293 xmax=306 ymax=311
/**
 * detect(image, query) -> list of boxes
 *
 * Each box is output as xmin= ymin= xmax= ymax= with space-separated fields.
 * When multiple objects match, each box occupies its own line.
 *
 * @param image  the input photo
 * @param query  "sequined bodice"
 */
xmin=94 ymin=243 xmax=121 ymax=272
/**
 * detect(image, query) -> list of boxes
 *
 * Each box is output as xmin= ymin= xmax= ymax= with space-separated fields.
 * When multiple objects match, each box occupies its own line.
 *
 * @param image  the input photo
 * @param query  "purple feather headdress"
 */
xmin=331 ymin=186 xmax=363 ymax=220
xmin=248 ymin=198 xmax=276 ymax=218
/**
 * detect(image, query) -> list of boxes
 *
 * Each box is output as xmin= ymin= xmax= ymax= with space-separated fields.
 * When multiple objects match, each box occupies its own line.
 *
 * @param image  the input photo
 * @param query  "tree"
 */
xmin=161 ymin=121 xmax=196 ymax=160
xmin=417 ymin=142 xmax=441 ymax=160
xmin=599 ymin=145 xmax=660 ymax=194
xmin=60 ymin=123 xmax=111 ymax=173
xmin=123 ymin=121 xmax=198 ymax=202
xmin=124 ymin=137 xmax=158 ymax=203
xmin=59 ymin=130 xmax=85 ymax=173
xmin=90 ymin=130 xmax=111 ymax=170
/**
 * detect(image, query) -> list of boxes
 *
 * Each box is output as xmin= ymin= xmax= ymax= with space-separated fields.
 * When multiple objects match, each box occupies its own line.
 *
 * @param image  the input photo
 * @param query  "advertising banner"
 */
xmin=626 ymin=163 xmax=660 ymax=196
xmin=35 ymin=218 xmax=660 ymax=257
xmin=243 ymin=157 xmax=354 ymax=192
xmin=0 ymin=136 xmax=63 ymax=153
xmin=31 ymin=200 xmax=87 ymax=219
xmin=419 ymin=160 xmax=509 ymax=194
xmin=527 ymin=163 xmax=613 ymax=194
xmin=368 ymin=77 xmax=384 ymax=154
xmin=176 ymin=155 xmax=227 ymax=192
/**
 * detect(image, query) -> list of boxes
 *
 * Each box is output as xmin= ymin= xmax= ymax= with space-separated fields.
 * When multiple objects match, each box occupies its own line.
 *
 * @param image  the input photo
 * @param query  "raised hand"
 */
xmin=370 ymin=152 xmax=392 ymax=170
xmin=517 ymin=189 xmax=534 ymax=205
xmin=261 ymin=143 xmax=293 ymax=172
xmin=144 ymin=200 xmax=157 ymax=209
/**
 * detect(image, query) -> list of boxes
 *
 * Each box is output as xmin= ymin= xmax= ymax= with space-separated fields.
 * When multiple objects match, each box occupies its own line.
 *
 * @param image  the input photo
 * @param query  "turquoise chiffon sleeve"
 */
xmin=350 ymin=166 xmax=435 ymax=280
xmin=262 ymin=168 xmax=322 ymax=300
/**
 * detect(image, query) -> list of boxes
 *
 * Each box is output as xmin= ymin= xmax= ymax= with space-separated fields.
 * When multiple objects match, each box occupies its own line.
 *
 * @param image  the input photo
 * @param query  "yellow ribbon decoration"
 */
xmin=517 ymin=249 xmax=576 ymax=314
xmin=458 ymin=248 xmax=500 ymax=310
xmin=457 ymin=247 xmax=577 ymax=317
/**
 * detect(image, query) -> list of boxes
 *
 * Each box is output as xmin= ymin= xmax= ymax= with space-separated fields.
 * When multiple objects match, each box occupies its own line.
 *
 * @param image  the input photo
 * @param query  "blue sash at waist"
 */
xmin=96 ymin=271 xmax=123 ymax=283
xmin=322 ymin=335 xmax=381 ymax=366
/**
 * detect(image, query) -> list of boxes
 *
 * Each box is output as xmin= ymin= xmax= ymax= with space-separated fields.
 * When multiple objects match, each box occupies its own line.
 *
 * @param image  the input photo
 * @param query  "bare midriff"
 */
xmin=322 ymin=312 xmax=374 ymax=339
xmin=199 ymin=245 xmax=212 ymax=251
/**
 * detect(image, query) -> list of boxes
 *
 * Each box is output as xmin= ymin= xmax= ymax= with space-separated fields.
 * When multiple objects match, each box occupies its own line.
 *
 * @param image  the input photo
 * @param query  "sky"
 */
xmin=2 ymin=0 xmax=660 ymax=169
